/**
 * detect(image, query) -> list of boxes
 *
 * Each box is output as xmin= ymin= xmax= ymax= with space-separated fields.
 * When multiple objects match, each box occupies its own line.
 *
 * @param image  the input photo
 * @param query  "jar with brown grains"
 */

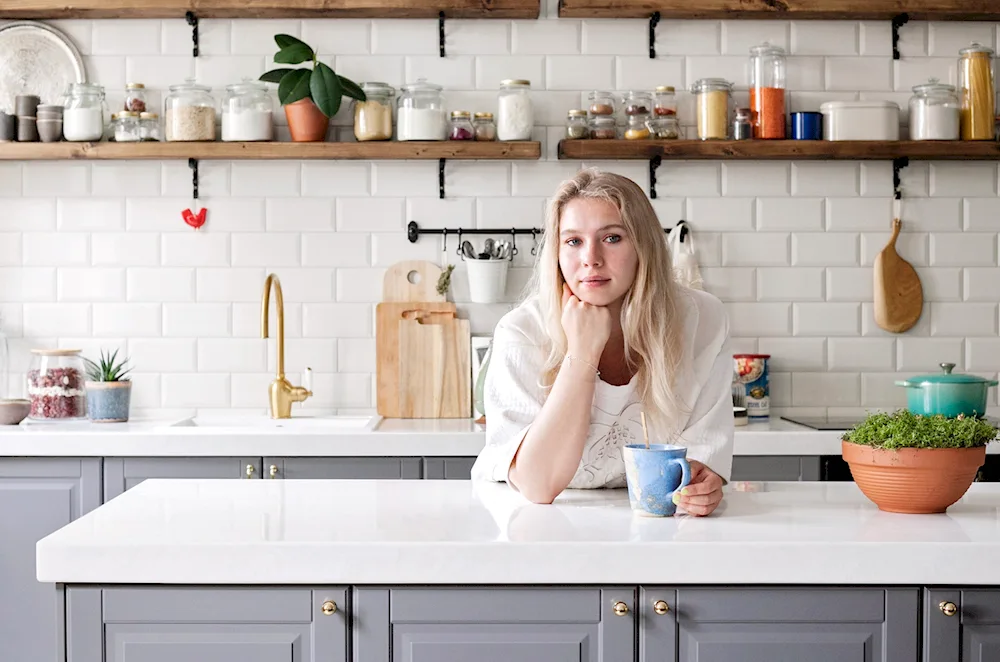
xmin=588 ymin=90 xmax=616 ymax=117
xmin=624 ymin=90 xmax=652 ymax=116
xmin=164 ymin=80 xmax=216 ymax=142
xmin=589 ymin=115 xmax=616 ymax=139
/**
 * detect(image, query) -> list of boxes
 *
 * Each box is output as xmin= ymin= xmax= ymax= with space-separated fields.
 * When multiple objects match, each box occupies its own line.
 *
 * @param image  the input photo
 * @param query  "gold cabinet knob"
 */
xmin=653 ymin=600 xmax=670 ymax=615
xmin=612 ymin=601 xmax=629 ymax=617
xmin=245 ymin=464 xmax=255 ymax=479
xmin=269 ymin=464 xmax=279 ymax=478
xmin=939 ymin=601 xmax=958 ymax=617
xmin=321 ymin=600 xmax=337 ymax=615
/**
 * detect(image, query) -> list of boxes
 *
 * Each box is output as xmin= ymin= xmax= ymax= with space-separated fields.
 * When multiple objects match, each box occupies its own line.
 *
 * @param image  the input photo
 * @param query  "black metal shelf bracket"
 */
xmin=891 ymin=13 xmax=909 ymax=60
xmin=648 ymin=12 xmax=661 ymax=59
xmin=185 ymin=11 xmax=200 ymax=57
xmin=189 ymin=157 xmax=199 ymax=200
xmin=892 ymin=156 xmax=909 ymax=200
xmin=439 ymin=11 xmax=446 ymax=57
xmin=649 ymin=154 xmax=663 ymax=199
xmin=439 ymin=159 xmax=446 ymax=198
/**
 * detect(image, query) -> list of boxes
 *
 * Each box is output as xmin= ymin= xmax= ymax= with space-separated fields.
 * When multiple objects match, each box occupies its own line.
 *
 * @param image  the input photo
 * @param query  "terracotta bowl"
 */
xmin=0 ymin=399 xmax=30 ymax=425
xmin=842 ymin=440 xmax=985 ymax=514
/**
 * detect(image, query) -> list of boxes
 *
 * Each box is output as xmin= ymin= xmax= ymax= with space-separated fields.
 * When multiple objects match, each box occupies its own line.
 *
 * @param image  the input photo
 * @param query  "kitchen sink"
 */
xmin=167 ymin=415 xmax=380 ymax=432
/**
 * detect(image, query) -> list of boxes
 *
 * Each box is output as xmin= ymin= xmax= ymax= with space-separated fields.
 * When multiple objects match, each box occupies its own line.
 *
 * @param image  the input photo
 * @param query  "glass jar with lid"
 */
xmin=113 ymin=111 xmax=141 ymax=142
xmin=959 ymin=43 xmax=996 ymax=140
xmin=624 ymin=114 xmax=650 ymax=139
xmin=221 ymin=81 xmax=273 ymax=142
xmin=653 ymin=86 xmax=677 ymax=117
xmin=397 ymin=79 xmax=446 ymax=141
xmin=473 ymin=112 xmax=496 ymax=141
xmin=62 ymin=82 xmax=107 ymax=142
xmin=589 ymin=115 xmax=617 ymax=139
xmin=749 ymin=42 xmax=786 ymax=139
xmin=691 ymin=78 xmax=733 ymax=140
xmin=164 ymin=80 xmax=216 ymax=142
xmin=588 ymin=90 xmax=617 ymax=117
xmin=733 ymin=107 xmax=753 ymax=140
xmin=648 ymin=116 xmax=680 ymax=139
xmin=139 ymin=112 xmax=161 ymax=141
xmin=27 ymin=349 xmax=86 ymax=421
xmin=354 ymin=82 xmax=394 ymax=142
xmin=565 ymin=109 xmax=589 ymax=139
xmin=624 ymin=90 xmax=653 ymax=117
xmin=448 ymin=110 xmax=475 ymax=140
xmin=909 ymin=78 xmax=960 ymax=140
xmin=497 ymin=79 xmax=533 ymax=140
xmin=124 ymin=82 xmax=148 ymax=113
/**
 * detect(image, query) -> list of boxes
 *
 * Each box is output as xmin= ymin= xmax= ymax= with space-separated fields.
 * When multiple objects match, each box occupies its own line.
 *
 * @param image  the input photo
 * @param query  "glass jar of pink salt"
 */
xmin=27 ymin=349 xmax=87 ymax=420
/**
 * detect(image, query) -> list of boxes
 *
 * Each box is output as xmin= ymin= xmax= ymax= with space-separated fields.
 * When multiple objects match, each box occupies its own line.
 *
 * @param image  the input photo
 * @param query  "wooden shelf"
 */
xmin=557 ymin=0 xmax=1000 ymax=20
xmin=558 ymin=140 xmax=1000 ymax=161
xmin=0 ymin=0 xmax=539 ymax=19
xmin=0 ymin=141 xmax=542 ymax=161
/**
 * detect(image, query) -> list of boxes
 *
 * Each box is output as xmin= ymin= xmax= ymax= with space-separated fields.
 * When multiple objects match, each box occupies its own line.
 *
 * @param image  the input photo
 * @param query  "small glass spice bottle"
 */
xmin=565 ymin=109 xmax=589 ymax=139
xmin=124 ymin=82 xmax=148 ymax=113
xmin=733 ymin=107 xmax=753 ymax=140
xmin=473 ymin=112 xmax=496 ymax=141
xmin=114 ymin=110 xmax=141 ymax=142
xmin=624 ymin=114 xmax=650 ymax=140
xmin=588 ymin=90 xmax=616 ymax=117
xmin=139 ymin=112 xmax=161 ymax=141
xmin=589 ymin=115 xmax=617 ymax=139
xmin=624 ymin=91 xmax=653 ymax=117
xmin=448 ymin=110 xmax=475 ymax=140
xmin=653 ymin=86 xmax=677 ymax=117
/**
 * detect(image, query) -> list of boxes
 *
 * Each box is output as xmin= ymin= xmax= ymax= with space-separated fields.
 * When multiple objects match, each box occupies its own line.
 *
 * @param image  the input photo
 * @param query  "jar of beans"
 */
xmin=27 ymin=349 xmax=86 ymax=421
xmin=589 ymin=115 xmax=617 ymax=139
xmin=654 ymin=86 xmax=677 ymax=117
xmin=565 ymin=109 xmax=589 ymax=139
xmin=588 ymin=90 xmax=617 ymax=118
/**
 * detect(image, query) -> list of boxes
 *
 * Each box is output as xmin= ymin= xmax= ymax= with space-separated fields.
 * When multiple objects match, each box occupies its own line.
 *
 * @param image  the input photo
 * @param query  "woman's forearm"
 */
xmin=509 ymin=358 xmax=597 ymax=503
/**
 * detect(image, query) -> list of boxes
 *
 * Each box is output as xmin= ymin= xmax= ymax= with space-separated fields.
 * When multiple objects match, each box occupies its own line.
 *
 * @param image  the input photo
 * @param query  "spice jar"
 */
xmin=624 ymin=91 xmax=652 ymax=117
xmin=473 ymin=112 xmax=497 ymax=141
xmin=959 ymin=43 xmax=995 ymax=140
xmin=588 ymin=90 xmax=616 ymax=117
xmin=449 ymin=110 xmax=475 ymax=140
xmin=353 ymin=81 xmax=394 ymax=142
xmin=733 ymin=107 xmax=753 ymax=140
xmin=909 ymin=78 xmax=960 ymax=140
xmin=164 ymin=80 xmax=216 ymax=142
xmin=27 ymin=349 xmax=86 ymax=421
xmin=113 ymin=110 xmax=141 ymax=142
xmin=624 ymin=115 xmax=650 ymax=139
xmin=691 ymin=78 xmax=733 ymax=140
xmin=497 ymin=79 xmax=533 ymax=140
xmin=648 ymin=116 xmax=680 ymax=139
xmin=124 ymin=82 xmax=147 ymax=113
xmin=62 ymin=82 xmax=107 ymax=142
xmin=653 ymin=86 xmax=677 ymax=117
xmin=565 ymin=109 xmax=589 ymax=139
xmin=589 ymin=115 xmax=617 ymax=139
xmin=221 ymin=81 xmax=273 ymax=142
xmin=139 ymin=112 xmax=161 ymax=141
xmin=749 ymin=42 xmax=786 ymax=139
xmin=396 ymin=79 xmax=446 ymax=141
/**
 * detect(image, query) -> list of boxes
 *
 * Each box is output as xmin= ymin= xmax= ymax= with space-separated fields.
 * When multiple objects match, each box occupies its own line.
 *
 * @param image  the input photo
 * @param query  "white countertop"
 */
xmin=0 ymin=415 xmax=878 ymax=457
xmin=36 ymin=478 xmax=1000 ymax=586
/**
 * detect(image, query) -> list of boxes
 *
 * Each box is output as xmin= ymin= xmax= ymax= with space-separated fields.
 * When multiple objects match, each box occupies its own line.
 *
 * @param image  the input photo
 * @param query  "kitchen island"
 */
xmin=35 ymin=479 xmax=1000 ymax=662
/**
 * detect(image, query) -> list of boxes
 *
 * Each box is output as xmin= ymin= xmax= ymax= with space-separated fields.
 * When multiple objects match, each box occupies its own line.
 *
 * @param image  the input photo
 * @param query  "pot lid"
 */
xmin=905 ymin=362 xmax=993 ymax=385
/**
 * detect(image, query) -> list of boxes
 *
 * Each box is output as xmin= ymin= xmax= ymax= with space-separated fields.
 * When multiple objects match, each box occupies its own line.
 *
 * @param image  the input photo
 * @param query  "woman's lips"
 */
xmin=580 ymin=277 xmax=610 ymax=288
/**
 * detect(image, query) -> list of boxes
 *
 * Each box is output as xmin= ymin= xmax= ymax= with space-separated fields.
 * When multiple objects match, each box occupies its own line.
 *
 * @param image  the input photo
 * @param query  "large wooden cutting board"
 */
xmin=874 ymin=218 xmax=923 ymax=333
xmin=398 ymin=317 xmax=471 ymax=418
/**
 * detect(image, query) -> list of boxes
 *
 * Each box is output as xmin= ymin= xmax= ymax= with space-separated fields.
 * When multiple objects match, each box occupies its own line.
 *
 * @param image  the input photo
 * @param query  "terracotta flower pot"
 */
xmin=284 ymin=98 xmax=329 ymax=142
xmin=841 ymin=440 xmax=985 ymax=514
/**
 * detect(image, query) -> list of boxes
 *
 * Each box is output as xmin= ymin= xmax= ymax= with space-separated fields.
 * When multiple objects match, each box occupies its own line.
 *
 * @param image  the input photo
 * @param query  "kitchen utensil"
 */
xmin=640 ymin=411 xmax=650 ymax=449
xmin=621 ymin=444 xmax=691 ymax=517
xmin=483 ymin=238 xmax=495 ymax=259
xmin=874 ymin=218 xmax=923 ymax=333
xmin=461 ymin=240 xmax=477 ymax=260
xmin=398 ymin=316 xmax=471 ymax=418
xmin=896 ymin=362 xmax=998 ymax=418
xmin=0 ymin=22 xmax=85 ymax=109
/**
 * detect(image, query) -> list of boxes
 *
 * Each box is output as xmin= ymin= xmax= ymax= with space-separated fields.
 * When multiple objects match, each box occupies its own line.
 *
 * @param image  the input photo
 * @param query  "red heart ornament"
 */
xmin=182 ymin=207 xmax=207 ymax=229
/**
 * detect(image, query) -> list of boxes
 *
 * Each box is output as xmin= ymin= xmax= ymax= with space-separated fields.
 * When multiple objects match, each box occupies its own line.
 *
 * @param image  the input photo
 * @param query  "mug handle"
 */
xmin=670 ymin=457 xmax=692 ymax=494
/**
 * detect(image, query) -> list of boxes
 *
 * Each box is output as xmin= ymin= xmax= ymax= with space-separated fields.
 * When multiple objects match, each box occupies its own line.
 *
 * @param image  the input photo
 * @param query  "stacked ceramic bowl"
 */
xmin=36 ymin=104 xmax=64 ymax=142
xmin=15 ymin=94 xmax=39 ymax=141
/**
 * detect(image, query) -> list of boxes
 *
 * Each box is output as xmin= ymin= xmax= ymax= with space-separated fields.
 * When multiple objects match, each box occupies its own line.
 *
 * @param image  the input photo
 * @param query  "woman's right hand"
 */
xmin=561 ymin=283 xmax=612 ymax=364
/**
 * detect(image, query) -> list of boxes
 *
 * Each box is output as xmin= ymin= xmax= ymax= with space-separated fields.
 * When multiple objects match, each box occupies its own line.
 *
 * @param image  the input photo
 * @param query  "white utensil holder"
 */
xmin=466 ymin=259 xmax=509 ymax=304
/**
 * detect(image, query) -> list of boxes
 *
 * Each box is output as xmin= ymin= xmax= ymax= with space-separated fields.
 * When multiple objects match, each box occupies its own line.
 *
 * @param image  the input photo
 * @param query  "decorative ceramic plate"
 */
xmin=0 ymin=21 xmax=86 ymax=113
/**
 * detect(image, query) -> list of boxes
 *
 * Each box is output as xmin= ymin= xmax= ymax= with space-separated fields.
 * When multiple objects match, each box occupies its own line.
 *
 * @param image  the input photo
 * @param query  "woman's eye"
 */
xmin=605 ymin=234 xmax=621 ymax=244
xmin=565 ymin=238 xmax=581 ymax=247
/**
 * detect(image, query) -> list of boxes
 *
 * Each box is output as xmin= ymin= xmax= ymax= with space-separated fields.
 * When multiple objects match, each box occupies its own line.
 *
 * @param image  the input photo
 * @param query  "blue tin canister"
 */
xmin=791 ymin=112 xmax=823 ymax=140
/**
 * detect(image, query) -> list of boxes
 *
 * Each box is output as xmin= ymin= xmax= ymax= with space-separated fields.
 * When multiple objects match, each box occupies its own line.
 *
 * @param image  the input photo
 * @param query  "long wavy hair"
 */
xmin=525 ymin=168 xmax=690 ymax=435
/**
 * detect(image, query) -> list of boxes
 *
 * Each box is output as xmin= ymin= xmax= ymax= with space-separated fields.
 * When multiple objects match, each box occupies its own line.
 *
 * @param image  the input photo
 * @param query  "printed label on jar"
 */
xmin=734 ymin=355 xmax=769 ymax=418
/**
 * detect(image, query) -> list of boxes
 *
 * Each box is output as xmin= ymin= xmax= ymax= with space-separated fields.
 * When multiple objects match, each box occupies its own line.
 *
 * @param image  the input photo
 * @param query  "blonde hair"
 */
xmin=526 ymin=168 xmax=689 ymax=435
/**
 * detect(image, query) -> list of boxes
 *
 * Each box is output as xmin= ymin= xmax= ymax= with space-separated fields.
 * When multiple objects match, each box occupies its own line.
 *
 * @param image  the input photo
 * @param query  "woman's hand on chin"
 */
xmin=561 ymin=283 xmax=612 ymax=365
xmin=673 ymin=460 xmax=724 ymax=516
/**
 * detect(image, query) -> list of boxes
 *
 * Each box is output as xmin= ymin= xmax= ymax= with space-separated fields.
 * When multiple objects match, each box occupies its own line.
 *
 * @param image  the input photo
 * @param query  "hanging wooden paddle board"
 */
xmin=874 ymin=218 xmax=923 ymax=333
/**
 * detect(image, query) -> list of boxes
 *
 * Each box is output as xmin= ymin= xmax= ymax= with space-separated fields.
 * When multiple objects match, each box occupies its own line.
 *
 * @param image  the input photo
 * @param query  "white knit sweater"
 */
xmin=470 ymin=286 xmax=735 ymax=490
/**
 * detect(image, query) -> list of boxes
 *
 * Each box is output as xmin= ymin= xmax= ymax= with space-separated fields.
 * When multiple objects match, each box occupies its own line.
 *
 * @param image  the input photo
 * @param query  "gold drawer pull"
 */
xmin=322 ymin=600 xmax=337 ymax=615
xmin=653 ymin=600 xmax=669 ymax=615
xmin=612 ymin=601 xmax=629 ymax=617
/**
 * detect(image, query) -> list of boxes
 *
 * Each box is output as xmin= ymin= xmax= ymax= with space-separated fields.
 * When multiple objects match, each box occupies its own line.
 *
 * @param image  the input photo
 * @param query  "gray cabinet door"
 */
xmin=354 ymin=587 xmax=634 ymax=662
xmin=66 ymin=586 xmax=347 ymax=662
xmin=641 ymin=587 xmax=918 ymax=662
xmin=0 ymin=458 xmax=101 ymax=662
xmin=422 ymin=457 xmax=476 ymax=480
xmin=103 ymin=457 xmax=261 ymax=500
xmin=924 ymin=589 xmax=1000 ymax=662
xmin=730 ymin=456 xmax=821 ymax=481
xmin=264 ymin=457 xmax=421 ymax=480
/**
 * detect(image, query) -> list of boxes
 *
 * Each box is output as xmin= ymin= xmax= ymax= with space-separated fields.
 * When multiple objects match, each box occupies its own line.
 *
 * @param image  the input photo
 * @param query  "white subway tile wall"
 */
xmin=0 ymin=17 xmax=998 ymax=416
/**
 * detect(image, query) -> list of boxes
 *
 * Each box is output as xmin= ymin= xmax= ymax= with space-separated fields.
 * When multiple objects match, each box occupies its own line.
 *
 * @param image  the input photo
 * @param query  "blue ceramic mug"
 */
xmin=621 ymin=444 xmax=692 ymax=517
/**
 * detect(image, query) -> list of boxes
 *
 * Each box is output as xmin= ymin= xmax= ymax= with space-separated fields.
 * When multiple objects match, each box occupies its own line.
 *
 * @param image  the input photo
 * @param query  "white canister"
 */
xmin=466 ymin=259 xmax=509 ymax=304
xmin=819 ymin=101 xmax=900 ymax=140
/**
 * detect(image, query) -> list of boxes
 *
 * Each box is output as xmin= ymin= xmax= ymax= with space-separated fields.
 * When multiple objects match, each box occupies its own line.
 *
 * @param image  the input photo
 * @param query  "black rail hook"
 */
xmin=185 ymin=11 xmax=199 ymax=57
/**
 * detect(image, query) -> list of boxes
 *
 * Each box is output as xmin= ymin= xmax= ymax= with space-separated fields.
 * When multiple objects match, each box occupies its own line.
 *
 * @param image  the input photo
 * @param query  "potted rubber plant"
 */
xmin=841 ymin=410 xmax=998 ymax=514
xmin=83 ymin=349 xmax=132 ymax=423
xmin=260 ymin=34 xmax=366 ymax=142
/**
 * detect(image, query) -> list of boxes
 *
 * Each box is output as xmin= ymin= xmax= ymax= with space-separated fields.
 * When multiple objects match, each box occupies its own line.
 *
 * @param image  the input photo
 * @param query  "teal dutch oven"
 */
xmin=896 ymin=362 xmax=998 ymax=418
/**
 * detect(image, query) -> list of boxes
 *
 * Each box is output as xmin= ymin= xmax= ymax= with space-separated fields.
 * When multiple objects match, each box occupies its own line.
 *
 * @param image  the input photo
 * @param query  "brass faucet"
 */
xmin=261 ymin=273 xmax=311 ymax=418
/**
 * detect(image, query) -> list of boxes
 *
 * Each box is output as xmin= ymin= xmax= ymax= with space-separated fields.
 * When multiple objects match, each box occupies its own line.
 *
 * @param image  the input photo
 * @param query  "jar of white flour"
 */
xmin=496 ymin=79 xmax=533 ymax=141
xmin=62 ymin=83 xmax=107 ymax=142
xmin=396 ymin=79 xmax=446 ymax=141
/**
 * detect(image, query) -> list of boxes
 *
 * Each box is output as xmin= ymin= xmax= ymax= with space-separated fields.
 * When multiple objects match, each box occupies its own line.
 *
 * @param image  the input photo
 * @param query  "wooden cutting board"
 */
xmin=398 ymin=317 xmax=471 ymax=418
xmin=874 ymin=218 xmax=923 ymax=333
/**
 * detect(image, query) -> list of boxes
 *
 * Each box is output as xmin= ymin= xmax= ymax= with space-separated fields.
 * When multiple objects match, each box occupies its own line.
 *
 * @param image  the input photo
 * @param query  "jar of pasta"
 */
xmin=691 ymin=78 xmax=733 ymax=140
xmin=353 ymin=82 xmax=394 ymax=141
xmin=959 ymin=43 xmax=996 ymax=140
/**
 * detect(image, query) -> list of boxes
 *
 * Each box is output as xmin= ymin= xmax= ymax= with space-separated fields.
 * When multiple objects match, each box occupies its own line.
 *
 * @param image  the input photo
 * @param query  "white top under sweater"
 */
xmin=470 ymin=286 xmax=735 ymax=490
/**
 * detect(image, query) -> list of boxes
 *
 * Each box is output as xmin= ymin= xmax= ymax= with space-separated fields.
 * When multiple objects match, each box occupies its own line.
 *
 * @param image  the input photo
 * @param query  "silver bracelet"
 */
xmin=565 ymin=354 xmax=600 ymax=377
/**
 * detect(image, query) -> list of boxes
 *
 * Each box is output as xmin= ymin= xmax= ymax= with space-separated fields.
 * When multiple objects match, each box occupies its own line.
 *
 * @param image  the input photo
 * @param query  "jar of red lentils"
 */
xmin=27 ymin=349 xmax=87 ymax=420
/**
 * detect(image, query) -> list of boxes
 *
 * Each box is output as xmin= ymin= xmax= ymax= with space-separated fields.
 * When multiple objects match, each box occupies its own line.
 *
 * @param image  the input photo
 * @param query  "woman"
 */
xmin=470 ymin=168 xmax=734 ymax=516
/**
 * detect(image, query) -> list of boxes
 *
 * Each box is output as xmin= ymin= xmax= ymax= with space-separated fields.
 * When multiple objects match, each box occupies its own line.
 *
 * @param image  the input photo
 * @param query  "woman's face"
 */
xmin=558 ymin=197 xmax=639 ymax=307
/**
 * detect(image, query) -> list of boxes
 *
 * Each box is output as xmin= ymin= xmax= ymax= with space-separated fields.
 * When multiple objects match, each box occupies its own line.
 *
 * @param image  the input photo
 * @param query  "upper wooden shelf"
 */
xmin=0 ymin=0 xmax=540 ymax=19
xmin=558 ymin=140 xmax=1000 ymax=161
xmin=557 ymin=0 xmax=1000 ymax=20
xmin=0 ymin=141 xmax=542 ymax=161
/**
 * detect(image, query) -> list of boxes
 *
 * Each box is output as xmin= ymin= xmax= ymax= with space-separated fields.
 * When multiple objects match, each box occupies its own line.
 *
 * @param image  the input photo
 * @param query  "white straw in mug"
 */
xmin=640 ymin=411 xmax=650 ymax=449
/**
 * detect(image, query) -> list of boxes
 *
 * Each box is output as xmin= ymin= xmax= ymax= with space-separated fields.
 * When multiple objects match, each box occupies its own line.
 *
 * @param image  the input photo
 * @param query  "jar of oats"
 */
xmin=164 ymin=80 xmax=217 ymax=142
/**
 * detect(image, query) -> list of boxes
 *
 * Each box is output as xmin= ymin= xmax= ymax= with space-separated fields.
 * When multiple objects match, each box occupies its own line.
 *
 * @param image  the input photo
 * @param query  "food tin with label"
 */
xmin=734 ymin=353 xmax=770 ymax=419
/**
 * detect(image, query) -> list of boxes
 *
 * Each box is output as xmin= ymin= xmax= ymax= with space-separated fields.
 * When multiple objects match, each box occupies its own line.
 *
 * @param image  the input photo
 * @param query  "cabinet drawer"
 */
xmin=390 ymin=588 xmax=602 ymax=623
xmin=392 ymin=623 xmax=599 ymax=662
xmin=961 ymin=591 xmax=1000 ymax=623
xmin=103 ymin=588 xmax=314 ymax=623
xmin=265 ymin=457 xmax=422 ymax=480
xmin=422 ymin=458 xmax=476 ymax=480
xmin=105 ymin=624 xmax=311 ymax=662
xmin=677 ymin=588 xmax=884 ymax=623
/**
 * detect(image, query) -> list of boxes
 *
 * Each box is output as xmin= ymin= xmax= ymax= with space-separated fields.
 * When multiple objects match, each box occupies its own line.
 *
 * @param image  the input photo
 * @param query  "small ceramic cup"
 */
xmin=17 ymin=116 xmax=38 ymax=142
xmin=37 ymin=118 xmax=63 ymax=143
xmin=0 ymin=112 xmax=14 ymax=142
xmin=621 ymin=443 xmax=692 ymax=517
xmin=15 ymin=94 xmax=40 ymax=117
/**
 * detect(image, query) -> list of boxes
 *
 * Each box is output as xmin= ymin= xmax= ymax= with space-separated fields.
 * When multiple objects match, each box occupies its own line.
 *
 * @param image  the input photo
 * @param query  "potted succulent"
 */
xmin=83 ymin=349 xmax=132 ymax=423
xmin=842 ymin=410 xmax=998 ymax=514
xmin=260 ymin=34 xmax=366 ymax=142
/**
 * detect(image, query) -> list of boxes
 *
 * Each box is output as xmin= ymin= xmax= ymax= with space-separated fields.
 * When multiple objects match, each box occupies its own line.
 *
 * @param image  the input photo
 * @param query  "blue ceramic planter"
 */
xmin=86 ymin=381 xmax=131 ymax=423
xmin=621 ymin=444 xmax=692 ymax=517
xmin=896 ymin=363 xmax=998 ymax=418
